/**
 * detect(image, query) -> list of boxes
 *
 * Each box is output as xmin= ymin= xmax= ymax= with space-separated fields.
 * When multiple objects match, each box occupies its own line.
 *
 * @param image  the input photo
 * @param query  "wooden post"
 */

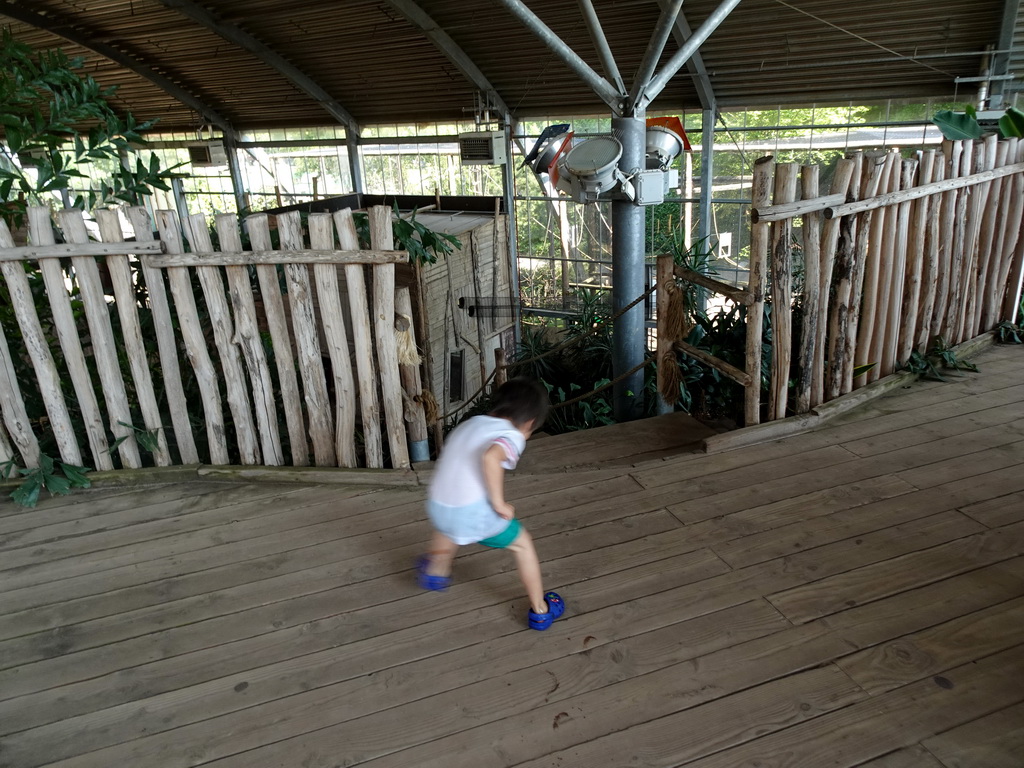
xmin=247 ymin=214 xmax=308 ymax=466
xmin=128 ymin=207 xmax=199 ymax=464
xmin=308 ymin=213 xmax=358 ymax=467
xmin=878 ymin=159 xmax=917 ymax=378
xmin=155 ymin=211 xmax=229 ymax=465
xmin=916 ymin=158 xmax=945 ymax=352
xmin=974 ymin=139 xmax=1011 ymax=334
xmin=996 ymin=141 xmax=1024 ymax=323
xmin=369 ymin=205 xmax=411 ymax=469
xmin=812 ymin=157 xmax=856 ymax=409
xmin=745 ymin=156 xmax=773 ymax=426
xmin=58 ymin=209 xmax=141 ymax=469
xmin=656 ymin=252 xmax=676 ymax=409
xmin=334 ymin=208 xmax=384 ymax=469
xmin=95 ymin=209 xmax=171 ymax=466
xmin=277 ymin=211 xmax=335 ymax=467
xmin=956 ymin=137 xmax=994 ymax=342
xmin=768 ymin=163 xmax=798 ymax=421
xmin=795 ymin=164 xmax=821 ymax=415
xmin=932 ymin=140 xmax=961 ymax=340
xmin=184 ymin=213 xmax=260 ymax=465
xmin=494 ymin=347 xmax=508 ymax=387
xmin=0 ymin=220 xmax=80 ymax=466
xmin=26 ymin=207 xmax=112 ymax=470
xmin=0 ymin=415 xmax=16 ymax=471
xmin=0 ymin=309 xmax=42 ymax=468
xmin=215 ymin=214 xmax=284 ymax=466
xmin=397 ymin=286 xmax=430 ymax=462
xmin=944 ymin=140 xmax=973 ymax=341
xmin=901 ymin=151 xmax=935 ymax=361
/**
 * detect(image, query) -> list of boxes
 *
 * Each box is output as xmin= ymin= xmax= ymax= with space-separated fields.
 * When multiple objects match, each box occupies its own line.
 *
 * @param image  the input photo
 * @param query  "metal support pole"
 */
xmin=611 ymin=114 xmax=647 ymax=421
xmin=627 ymin=0 xmax=684 ymax=112
xmin=502 ymin=118 xmax=522 ymax=344
xmin=577 ymin=0 xmax=626 ymax=94
xmin=495 ymin=0 xmax=625 ymax=112
xmin=222 ymin=135 xmax=248 ymax=214
xmin=642 ymin=0 xmax=742 ymax=109
xmin=698 ymin=107 xmax=716 ymax=246
xmin=348 ymin=131 xmax=364 ymax=195
xmin=170 ymin=177 xmax=190 ymax=237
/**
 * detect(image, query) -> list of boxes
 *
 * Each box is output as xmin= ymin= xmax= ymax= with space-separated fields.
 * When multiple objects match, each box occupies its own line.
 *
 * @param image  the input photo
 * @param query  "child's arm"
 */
xmin=482 ymin=443 xmax=515 ymax=520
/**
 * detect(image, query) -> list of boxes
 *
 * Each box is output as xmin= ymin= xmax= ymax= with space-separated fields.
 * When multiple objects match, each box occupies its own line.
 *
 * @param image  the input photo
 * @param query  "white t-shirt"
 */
xmin=428 ymin=415 xmax=526 ymax=507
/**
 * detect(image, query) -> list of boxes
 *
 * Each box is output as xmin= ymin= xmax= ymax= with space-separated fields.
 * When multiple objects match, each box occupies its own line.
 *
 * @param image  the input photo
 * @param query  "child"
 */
xmin=418 ymin=377 xmax=565 ymax=631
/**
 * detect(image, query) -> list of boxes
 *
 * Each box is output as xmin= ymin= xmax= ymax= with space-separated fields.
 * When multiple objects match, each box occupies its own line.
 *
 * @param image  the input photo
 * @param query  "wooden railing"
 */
xmin=0 ymin=205 xmax=428 ymax=472
xmin=659 ymin=137 xmax=1024 ymax=426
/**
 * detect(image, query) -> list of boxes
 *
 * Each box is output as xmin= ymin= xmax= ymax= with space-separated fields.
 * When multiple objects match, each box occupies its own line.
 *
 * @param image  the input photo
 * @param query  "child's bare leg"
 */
xmin=506 ymin=528 xmax=547 ymax=614
xmin=426 ymin=531 xmax=458 ymax=577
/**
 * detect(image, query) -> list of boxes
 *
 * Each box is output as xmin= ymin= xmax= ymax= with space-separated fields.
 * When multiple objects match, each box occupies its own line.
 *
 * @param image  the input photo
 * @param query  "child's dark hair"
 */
xmin=489 ymin=377 xmax=550 ymax=429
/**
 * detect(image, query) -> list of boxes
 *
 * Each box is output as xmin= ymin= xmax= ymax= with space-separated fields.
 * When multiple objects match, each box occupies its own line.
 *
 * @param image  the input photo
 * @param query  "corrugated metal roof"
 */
xmin=1 ymin=0 xmax=1018 ymax=134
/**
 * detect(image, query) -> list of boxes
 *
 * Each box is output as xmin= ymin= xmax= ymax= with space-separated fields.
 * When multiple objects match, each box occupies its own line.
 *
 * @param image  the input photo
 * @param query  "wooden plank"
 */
xmin=277 ymin=211 xmax=335 ymax=467
xmin=675 ymin=646 xmax=1024 ymax=768
xmin=94 ymin=209 xmax=172 ymax=466
xmin=854 ymin=746 xmax=947 ymax=768
xmin=673 ymin=339 xmax=752 ymax=386
xmin=57 ymin=209 xmax=141 ymax=468
xmin=307 ymin=213 xmax=357 ymax=467
xmin=769 ymin=162 xmax=799 ymax=420
xmin=214 ymin=214 xmax=283 ymax=466
xmin=837 ymin=596 xmax=1024 ymax=695
xmin=959 ymin=490 xmax=1024 ymax=529
xmin=245 ymin=214 xmax=307 ymax=466
xmin=767 ymin=520 xmax=1023 ymax=624
xmin=923 ymin=701 xmax=1024 ymax=768
xmin=155 ymin=211 xmax=229 ymax=465
xmin=0 ymin=240 xmax=164 ymax=261
xmin=25 ymin=207 xmax=112 ymax=470
xmin=144 ymin=248 xmax=406 ymax=267
xmin=126 ymin=207 xmax=199 ymax=464
xmin=0 ymin=221 xmax=80 ymax=466
xmin=369 ymin=206 xmax=411 ymax=469
xmin=334 ymin=208 xmax=384 ymax=469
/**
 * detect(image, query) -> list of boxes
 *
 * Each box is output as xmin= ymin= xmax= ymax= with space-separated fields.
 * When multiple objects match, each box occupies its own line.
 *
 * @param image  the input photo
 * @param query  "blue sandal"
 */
xmin=416 ymin=555 xmax=452 ymax=591
xmin=528 ymin=592 xmax=565 ymax=630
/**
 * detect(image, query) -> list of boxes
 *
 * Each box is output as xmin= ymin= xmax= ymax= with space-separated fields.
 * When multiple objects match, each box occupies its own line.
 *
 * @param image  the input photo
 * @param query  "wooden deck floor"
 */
xmin=1 ymin=343 xmax=1023 ymax=768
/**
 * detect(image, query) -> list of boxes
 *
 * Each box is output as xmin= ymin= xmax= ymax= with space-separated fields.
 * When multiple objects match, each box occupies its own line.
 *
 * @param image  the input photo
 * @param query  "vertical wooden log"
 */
xmin=334 ymin=208 xmax=384 ymax=469
xmin=26 ymin=207 xmax=112 ymax=470
xmin=397 ymin=286 xmax=430 ymax=462
xmin=94 ymin=209 xmax=172 ymax=466
xmin=656 ymin=252 xmax=675 ymax=408
xmin=0 ymin=221 xmax=80 ymax=465
xmin=246 ymin=214 xmax=307 ymax=466
xmin=931 ymin=141 xmax=960 ymax=340
xmin=917 ymin=160 xmax=945 ymax=352
xmin=277 ymin=211 xmax=335 ymax=467
xmin=825 ymin=153 xmax=863 ymax=402
xmin=975 ymin=139 xmax=1011 ymax=333
xmin=215 ymin=214 xmax=283 ymax=466
xmin=369 ymin=205 xmax=411 ymax=469
xmin=854 ymin=151 xmax=897 ymax=387
xmin=155 ymin=211 xmax=229 ymax=465
xmin=812 ymin=157 xmax=856 ymax=409
xmin=880 ymin=159 xmax=917 ymax=377
xmin=414 ymin=260 xmax=444 ymax=455
xmin=835 ymin=151 xmax=887 ymax=397
xmin=944 ymin=140 xmax=973 ymax=340
xmin=795 ymin=164 xmax=820 ymax=415
xmin=127 ymin=207 xmax=199 ymax=464
xmin=957 ymin=136 xmax=995 ymax=341
xmin=768 ymin=163 xmax=798 ymax=421
xmin=865 ymin=155 xmax=904 ymax=382
xmin=901 ymin=151 xmax=935 ymax=360
xmin=494 ymin=347 xmax=508 ymax=388
xmin=184 ymin=213 xmax=260 ymax=465
xmin=58 ymin=209 xmax=141 ymax=469
xmin=996 ymin=141 xmax=1024 ymax=323
xmin=307 ymin=213 xmax=357 ymax=467
xmin=0 ymin=416 xmax=16 ymax=471
xmin=745 ymin=156 xmax=773 ymax=427
xmin=0 ymin=314 xmax=41 ymax=468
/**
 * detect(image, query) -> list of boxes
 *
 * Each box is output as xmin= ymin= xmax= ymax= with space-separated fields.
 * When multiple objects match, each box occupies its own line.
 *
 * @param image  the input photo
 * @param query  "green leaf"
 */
xmin=11 ymin=478 xmax=41 ymax=508
xmin=45 ymin=474 xmax=72 ymax=496
xmin=931 ymin=110 xmax=983 ymax=140
xmin=60 ymin=463 xmax=93 ymax=488
xmin=998 ymin=107 xmax=1024 ymax=139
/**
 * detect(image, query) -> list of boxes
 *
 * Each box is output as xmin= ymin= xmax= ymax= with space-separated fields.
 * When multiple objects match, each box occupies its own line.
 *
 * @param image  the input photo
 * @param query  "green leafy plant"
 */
xmin=900 ymin=336 xmax=979 ymax=381
xmin=0 ymin=29 xmax=180 ymax=227
xmin=931 ymin=105 xmax=1024 ymax=141
xmin=390 ymin=202 xmax=462 ymax=265
xmin=108 ymin=421 xmax=163 ymax=454
xmin=995 ymin=321 xmax=1023 ymax=344
xmin=1 ymin=454 xmax=92 ymax=508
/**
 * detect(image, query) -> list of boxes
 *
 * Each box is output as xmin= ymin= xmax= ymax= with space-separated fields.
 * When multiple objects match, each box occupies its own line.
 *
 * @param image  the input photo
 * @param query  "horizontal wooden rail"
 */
xmin=145 ymin=248 xmax=408 ymax=267
xmin=674 ymin=266 xmax=753 ymax=305
xmin=673 ymin=339 xmax=753 ymax=387
xmin=0 ymin=241 xmax=164 ymax=262
xmin=825 ymin=161 xmax=1024 ymax=219
xmin=751 ymin=192 xmax=847 ymax=223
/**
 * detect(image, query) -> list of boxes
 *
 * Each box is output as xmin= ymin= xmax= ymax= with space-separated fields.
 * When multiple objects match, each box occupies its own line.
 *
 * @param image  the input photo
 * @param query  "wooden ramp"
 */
xmin=0 ymin=344 xmax=1022 ymax=768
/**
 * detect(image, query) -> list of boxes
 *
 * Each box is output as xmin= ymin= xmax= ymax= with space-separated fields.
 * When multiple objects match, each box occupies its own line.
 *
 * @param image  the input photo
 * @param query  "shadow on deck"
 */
xmin=0 ymin=344 xmax=1022 ymax=768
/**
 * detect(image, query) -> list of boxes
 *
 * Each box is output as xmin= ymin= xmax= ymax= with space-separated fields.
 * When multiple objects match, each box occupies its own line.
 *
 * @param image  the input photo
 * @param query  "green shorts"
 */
xmin=479 ymin=517 xmax=522 ymax=549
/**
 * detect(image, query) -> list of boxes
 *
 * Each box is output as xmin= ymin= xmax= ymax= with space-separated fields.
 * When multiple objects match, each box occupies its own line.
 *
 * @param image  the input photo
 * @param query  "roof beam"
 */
xmin=0 ymin=2 xmax=236 ymax=138
xmin=382 ymin=0 xmax=511 ymax=118
xmin=659 ymin=0 xmax=716 ymax=110
xmin=154 ymin=0 xmax=359 ymax=136
xmin=577 ymin=0 xmax=626 ymax=94
xmin=627 ymin=0 xmax=683 ymax=113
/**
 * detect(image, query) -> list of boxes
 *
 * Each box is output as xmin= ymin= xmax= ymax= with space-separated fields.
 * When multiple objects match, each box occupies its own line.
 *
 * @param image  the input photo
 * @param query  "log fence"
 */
xmin=659 ymin=137 xmax=1024 ymax=426
xmin=0 ymin=205 xmax=423 ymax=473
